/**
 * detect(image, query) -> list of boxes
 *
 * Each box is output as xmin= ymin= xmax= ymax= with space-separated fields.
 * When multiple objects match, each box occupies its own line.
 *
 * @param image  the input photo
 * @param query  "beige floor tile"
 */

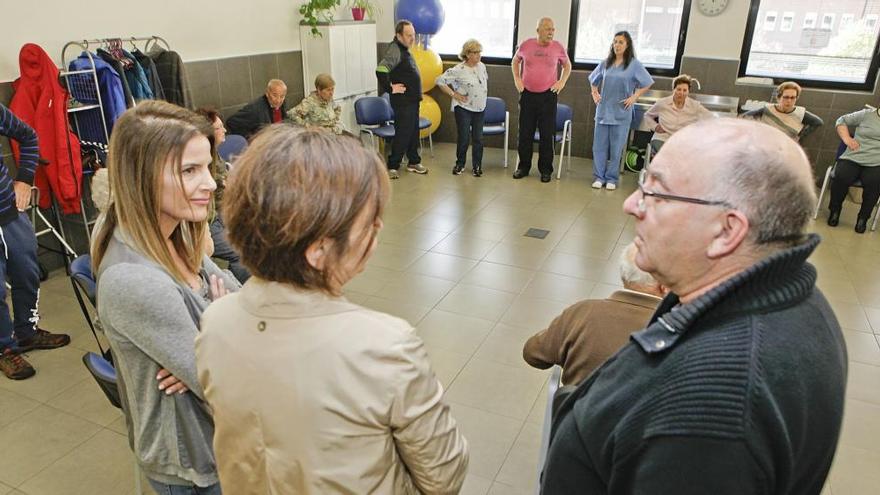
xmin=496 ymin=421 xmax=542 ymax=491
xmin=378 ymin=226 xmax=449 ymax=251
xmin=18 ymin=429 xmax=135 ymax=495
xmin=437 ymin=284 xmax=517 ymax=322
xmin=417 ymin=309 xmax=495 ymax=357
xmin=0 ymin=482 xmax=11 ymax=495
xmin=430 ymin=234 xmax=499 ymax=260
xmin=553 ymin=233 xmax=618 ymax=259
xmin=846 ymin=362 xmax=880 ymax=405
xmin=588 ymin=282 xmax=625 ymax=300
xmin=541 ymin=252 xmax=621 ymax=285
xmin=447 ymin=402 xmax=522 ymax=480
xmin=460 ymin=473 xmax=493 ymax=495
xmin=106 ymin=416 xmax=128 ymax=436
xmin=345 ymin=265 xmax=402 ymax=296
xmin=488 ymin=481 xmax=532 ymax=495
xmin=842 ymin=330 xmax=880 ymax=366
xmin=360 ymin=296 xmax=431 ymax=327
xmin=473 ymin=323 xmax=539 ymax=369
xmin=409 ymin=212 xmax=468 ymax=233
xmin=0 ymin=405 xmax=101 ymax=486
xmin=566 ymin=218 xmax=627 ymax=239
xmin=827 ymin=300 xmax=871 ymax=333
xmin=459 ymin=262 xmax=536 ymax=294
xmin=828 ymin=444 xmax=880 ymax=495
xmin=453 ymin=219 xmax=516 ymax=242
xmin=0 ymin=346 xmax=91 ymax=403
xmin=425 ymin=347 xmax=471 ymax=388
xmin=342 ymin=291 xmax=370 ymax=305
xmin=838 ymin=399 xmax=880 ymax=453
xmin=484 ymin=242 xmax=553 ymax=270
xmin=500 ymin=296 xmax=569 ymax=332
xmin=526 ymin=379 xmax=551 ymax=426
xmin=46 ymin=376 xmax=123 ymax=427
xmin=366 ymin=244 xmax=426 ymax=271
xmin=521 ymin=272 xmax=596 ymax=305
xmin=407 ymin=252 xmax=479 ymax=281
xmin=0 ymin=389 xmax=40 ymax=430
xmin=862 ymin=306 xmax=880 ymax=334
xmin=817 ymin=277 xmax=861 ymax=304
xmin=446 ymin=359 xmax=547 ymax=420
xmin=377 ymin=274 xmax=456 ymax=308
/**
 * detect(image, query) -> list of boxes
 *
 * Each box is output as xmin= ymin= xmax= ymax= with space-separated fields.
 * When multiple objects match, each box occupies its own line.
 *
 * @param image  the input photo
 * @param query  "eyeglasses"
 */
xmin=637 ymin=169 xmax=735 ymax=213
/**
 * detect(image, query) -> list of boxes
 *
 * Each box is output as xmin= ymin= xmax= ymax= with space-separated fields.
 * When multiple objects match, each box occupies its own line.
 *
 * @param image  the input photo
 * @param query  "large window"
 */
xmin=567 ymin=0 xmax=692 ymax=76
xmin=431 ymin=0 xmax=519 ymax=62
xmin=740 ymin=0 xmax=880 ymax=90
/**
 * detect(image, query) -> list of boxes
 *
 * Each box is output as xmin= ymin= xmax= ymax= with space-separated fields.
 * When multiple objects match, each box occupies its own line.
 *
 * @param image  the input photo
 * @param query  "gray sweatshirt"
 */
xmin=96 ymin=229 xmax=240 ymax=487
xmin=837 ymin=108 xmax=880 ymax=166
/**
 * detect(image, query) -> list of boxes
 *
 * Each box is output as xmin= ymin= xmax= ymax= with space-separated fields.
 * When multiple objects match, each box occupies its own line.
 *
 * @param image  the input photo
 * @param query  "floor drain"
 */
xmin=524 ymin=228 xmax=550 ymax=239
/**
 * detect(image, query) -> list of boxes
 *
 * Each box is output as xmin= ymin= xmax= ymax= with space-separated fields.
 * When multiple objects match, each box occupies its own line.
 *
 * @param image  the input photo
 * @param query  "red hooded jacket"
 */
xmin=10 ymin=43 xmax=82 ymax=213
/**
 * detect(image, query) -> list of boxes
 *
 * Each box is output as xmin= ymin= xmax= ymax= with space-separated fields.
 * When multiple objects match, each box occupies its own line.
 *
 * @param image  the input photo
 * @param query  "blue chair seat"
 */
xmin=82 ymin=352 xmax=121 ymax=409
xmin=534 ymin=131 xmax=565 ymax=143
xmin=483 ymin=124 xmax=506 ymax=135
xmin=418 ymin=117 xmax=431 ymax=129
xmin=372 ymin=125 xmax=396 ymax=139
xmin=218 ymin=134 xmax=248 ymax=163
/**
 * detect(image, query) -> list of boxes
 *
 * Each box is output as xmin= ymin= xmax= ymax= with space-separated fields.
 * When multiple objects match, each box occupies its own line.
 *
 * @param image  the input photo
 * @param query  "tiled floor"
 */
xmin=2 ymin=142 xmax=878 ymax=494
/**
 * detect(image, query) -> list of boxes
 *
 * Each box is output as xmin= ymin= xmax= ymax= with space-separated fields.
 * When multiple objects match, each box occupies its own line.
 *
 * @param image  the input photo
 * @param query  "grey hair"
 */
xmin=267 ymin=79 xmax=287 ymax=91
xmin=459 ymin=39 xmax=483 ymax=61
xmin=702 ymin=119 xmax=817 ymax=247
xmin=619 ymin=243 xmax=658 ymax=287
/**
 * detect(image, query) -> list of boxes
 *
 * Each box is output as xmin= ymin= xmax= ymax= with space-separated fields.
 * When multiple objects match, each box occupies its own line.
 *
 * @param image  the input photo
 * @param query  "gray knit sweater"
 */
xmin=96 ymin=230 xmax=240 ymax=487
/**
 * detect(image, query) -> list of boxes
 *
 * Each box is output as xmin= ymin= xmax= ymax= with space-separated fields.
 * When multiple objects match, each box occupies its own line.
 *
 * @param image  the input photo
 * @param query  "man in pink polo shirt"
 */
xmin=512 ymin=17 xmax=572 ymax=183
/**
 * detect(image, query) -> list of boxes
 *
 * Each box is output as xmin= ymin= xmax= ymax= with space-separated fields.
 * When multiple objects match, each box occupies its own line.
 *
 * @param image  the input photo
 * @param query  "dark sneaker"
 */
xmin=453 ymin=164 xmax=464 ymax=175
xmin=472 ymin=165 xmax=482 ymax=177
xmin=16 ymin=328 xmax=71 ymax=352
xmin=1 ymin=348 xmax=35 ymax=380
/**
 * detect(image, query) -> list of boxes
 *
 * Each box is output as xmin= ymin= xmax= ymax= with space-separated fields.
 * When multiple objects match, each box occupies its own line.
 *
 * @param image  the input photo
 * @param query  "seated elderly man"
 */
xmin=288 ymin=73 xmax=344 ymax=134
xmin=522 ymin=242 xmax=664 ymax=386
xmin=540 ymin=119 xmax=847 ymax=494
xmin=225 ymin=79 xmax=289 ymax=139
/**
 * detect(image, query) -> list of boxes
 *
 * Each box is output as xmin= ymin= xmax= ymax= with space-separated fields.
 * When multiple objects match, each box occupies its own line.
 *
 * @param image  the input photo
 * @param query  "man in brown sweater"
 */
xmin=523 ymin=243 xmax=664 ymax=385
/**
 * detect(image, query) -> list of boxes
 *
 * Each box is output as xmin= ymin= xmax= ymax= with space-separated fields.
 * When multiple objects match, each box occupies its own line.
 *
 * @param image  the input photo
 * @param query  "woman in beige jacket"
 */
xmin=195 ymin=126 xmax=468 ymax=494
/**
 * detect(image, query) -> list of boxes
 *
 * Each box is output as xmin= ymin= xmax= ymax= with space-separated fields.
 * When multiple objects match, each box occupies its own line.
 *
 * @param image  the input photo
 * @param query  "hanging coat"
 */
xmin=97 ymin=49 xmax=135 ymax=107
xmin=121 ymin=49 xmax=154 ymax=101
xmin=68 ymin=52 xmax=127 ymax=139
xmin=9 ymin=43 xmax=82 ymax=214
xmin=132 ymin=49 xmax=166 ymax=100
xmin=148 ymin=46 xmax=191 ymax=108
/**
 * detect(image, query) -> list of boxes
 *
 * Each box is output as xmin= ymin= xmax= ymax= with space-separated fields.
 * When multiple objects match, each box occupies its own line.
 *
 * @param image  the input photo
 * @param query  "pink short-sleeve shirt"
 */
xmin=515 ymin=39 xmax=569 ymax=93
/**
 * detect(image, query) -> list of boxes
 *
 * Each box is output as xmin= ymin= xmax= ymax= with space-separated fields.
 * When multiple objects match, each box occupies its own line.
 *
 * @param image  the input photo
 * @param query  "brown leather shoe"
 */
xmin=16 ymin=328 xmax=71 ymax=353
xmin=1 ymin=348 xmax=35 ymax=380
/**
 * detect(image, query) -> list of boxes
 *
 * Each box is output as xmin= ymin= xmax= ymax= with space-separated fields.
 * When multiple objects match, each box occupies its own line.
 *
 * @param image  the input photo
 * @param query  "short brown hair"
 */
xmin=222 ymin=126 xmax=389 ymax=293
xmin=395 ymin=20 xmax=413 ymax=35
xmin=776 ymin=81 xmax=802 ymax=98
xmin=672 ymin=74 xmax=698 ymax=90
xmin=195 ymin=107 xmax=221 ymax=124
xmin=314 ymin=73 xmax=335 ymax=91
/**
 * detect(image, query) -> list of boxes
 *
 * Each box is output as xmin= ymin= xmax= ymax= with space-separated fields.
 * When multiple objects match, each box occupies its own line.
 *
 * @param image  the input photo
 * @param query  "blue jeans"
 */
xmin=148 ymin=479 xmax=222 ymax=495
xmin=454 ymin=106 xmax=485 ymax=168
xmin=592 ymin=122 xmax=631 ymax=185
xmin=0 ymin=212 xmax=40 ymax=351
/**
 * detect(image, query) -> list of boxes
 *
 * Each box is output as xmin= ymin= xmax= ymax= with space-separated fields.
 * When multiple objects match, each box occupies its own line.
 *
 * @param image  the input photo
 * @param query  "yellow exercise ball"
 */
xmin=419 ymin=95 xmax=441 ymax=138
xmin=411 ymin=45 xmax=443 ymax=93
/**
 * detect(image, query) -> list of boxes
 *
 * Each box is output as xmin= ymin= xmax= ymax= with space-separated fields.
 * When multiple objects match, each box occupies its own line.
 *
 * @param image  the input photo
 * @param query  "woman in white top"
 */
xmin=644 ymin=74 xmax=713 ymax=153
xmin=436 ymin=39 xmax=489 ymax=176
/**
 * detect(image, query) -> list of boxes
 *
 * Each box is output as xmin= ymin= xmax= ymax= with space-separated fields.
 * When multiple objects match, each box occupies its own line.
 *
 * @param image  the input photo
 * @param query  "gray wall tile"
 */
xmin=249 ymin=53 xmax=281 ymax=100
xmin=218 ymin=56 xmax=253 ymax=108
xmin=186 ymin=60 xmax=221 ymax=110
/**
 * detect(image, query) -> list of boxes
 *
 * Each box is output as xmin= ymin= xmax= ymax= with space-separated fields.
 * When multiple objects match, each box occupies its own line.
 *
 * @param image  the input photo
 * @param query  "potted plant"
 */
xmin=300 ymin=0 xmax=341 ymax=37
xmin=347 ymin=0 xmax=380 ymax=21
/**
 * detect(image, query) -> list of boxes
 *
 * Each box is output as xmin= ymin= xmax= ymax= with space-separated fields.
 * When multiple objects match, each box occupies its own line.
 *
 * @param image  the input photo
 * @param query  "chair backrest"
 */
xmin=484 ymin=97 xmax=506 ymax=124
xmin=355 ymin=96 xmax=393 ymax=126
xmin=556 ymin=104 xmax=573 ymax=131
xmin=70 ymin=255 xmax=96 ymax=306
xmin=82 ymin=352 xmax=122 ymax=409
xmin=218 ymin=134 xmax=248 ymax=163
xmin=381 ymin=92 xmax=396 ymax=119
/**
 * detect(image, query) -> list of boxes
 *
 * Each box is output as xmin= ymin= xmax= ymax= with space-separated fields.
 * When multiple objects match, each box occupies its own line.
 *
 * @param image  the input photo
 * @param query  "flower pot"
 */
xmin=352 ymin=7 xmax=365 ymax=20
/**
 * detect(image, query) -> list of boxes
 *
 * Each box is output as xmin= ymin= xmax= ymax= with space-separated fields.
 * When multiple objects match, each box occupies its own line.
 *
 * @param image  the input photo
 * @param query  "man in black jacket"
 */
xmin=376 ymin=20 xmax=426 ymax=180
xmin=540 ymin=118 xmax=847 ymax=494
xmin=226 ymin=79 xmax=288 ymax=139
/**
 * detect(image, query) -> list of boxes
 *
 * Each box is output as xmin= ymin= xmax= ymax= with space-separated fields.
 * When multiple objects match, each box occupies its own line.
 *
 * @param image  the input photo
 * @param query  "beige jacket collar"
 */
xmin=239 ymin=278 xmax=360 ymax=318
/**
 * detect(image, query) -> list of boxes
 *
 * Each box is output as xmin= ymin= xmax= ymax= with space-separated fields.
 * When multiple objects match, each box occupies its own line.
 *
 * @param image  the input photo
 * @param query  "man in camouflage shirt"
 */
xmin=288 ymin=73 xmax=344 ymax=134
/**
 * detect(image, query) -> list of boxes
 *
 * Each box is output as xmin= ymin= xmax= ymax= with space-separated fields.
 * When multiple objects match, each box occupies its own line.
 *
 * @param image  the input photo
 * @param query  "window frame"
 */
xmin=764 ymin=11 xmax=778 ymax=31
xmin=566 ymin=0 xmax=693 ymax=77
xmin=803 ymin=12 xmax=817 ymax=29
xmin=821 ymin=13 xmax=835 ymax=31
xmin=435 ymin=0 xmax=521 ymax=65
xmin=738 ymin=0 xmax=880 ymax=91
xmin=780 ymin=11 xmax=795 ymax=32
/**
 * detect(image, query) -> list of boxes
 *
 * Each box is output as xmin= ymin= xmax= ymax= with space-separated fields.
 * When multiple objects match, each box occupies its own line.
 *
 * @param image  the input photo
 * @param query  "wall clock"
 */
xmin=698 ymin=0 xmax=729 ymax=17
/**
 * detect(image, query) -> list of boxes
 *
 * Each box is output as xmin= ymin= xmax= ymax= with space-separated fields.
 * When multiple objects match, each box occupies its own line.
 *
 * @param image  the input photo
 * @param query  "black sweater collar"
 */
xmin=633 ymin=234 xmax=820 ymax=354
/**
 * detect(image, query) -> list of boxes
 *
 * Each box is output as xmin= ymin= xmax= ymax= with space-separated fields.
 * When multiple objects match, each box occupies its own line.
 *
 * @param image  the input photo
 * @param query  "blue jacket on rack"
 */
xmin=121 ymin=49 xmax=154 ymax=101
xmin=69 ymin=52 xmax=127 ymax=138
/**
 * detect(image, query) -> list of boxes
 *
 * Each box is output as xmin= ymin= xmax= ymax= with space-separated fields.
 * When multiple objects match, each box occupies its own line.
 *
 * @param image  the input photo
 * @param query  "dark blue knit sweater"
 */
xmin=0 ymin=104 xmax=38 ymax=226
xmin=542 ymin=234 xmax=847 ymax=495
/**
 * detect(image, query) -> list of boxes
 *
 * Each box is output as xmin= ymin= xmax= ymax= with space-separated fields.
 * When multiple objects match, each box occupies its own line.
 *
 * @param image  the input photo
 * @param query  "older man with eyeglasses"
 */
xmin=539 ymin=118 xmax=846 ymax=494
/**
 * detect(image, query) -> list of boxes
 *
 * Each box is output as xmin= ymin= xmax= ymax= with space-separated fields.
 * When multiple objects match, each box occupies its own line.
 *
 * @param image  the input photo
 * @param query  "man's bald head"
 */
xmin=265 ymin=79 xmax=288 ymax=109
xmin=536 ymin=18 xmax=555 ymax=44
xmin=666 ymin=119 xmax=816 ymax=249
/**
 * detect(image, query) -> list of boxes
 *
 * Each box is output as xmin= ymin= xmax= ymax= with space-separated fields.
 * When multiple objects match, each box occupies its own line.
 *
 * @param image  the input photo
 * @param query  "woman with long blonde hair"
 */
xmin=92 ymin=100 xmax=239 ymax=495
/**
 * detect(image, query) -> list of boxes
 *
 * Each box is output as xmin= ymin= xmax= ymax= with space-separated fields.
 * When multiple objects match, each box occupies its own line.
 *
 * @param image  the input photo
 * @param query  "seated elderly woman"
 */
xmin=643 ymin=74 xmax=712 ymax=152
xmin=287 ymin=73 xmax=345 ymax=134
xmin=826 ymin=107 xmax=880 ymax=233
xmin=743 ymin=81 xmax=823 ymax=142
xmin=195 ymin=127 xmax=469 ymax=493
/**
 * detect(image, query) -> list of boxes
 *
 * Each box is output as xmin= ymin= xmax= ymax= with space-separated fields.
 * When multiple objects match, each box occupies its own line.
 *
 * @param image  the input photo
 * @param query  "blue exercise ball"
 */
xmin=395 ymin=0 xmax=445 ymax=35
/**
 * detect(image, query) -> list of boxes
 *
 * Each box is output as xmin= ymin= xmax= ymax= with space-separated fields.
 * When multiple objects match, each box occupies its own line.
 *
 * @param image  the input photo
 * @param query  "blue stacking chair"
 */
xmin=218 ymin=134 xmax=248 ymax=164
xmin=532 ymin=103 xmax=573 ymax=180
xmin=381 ymin=92 xmax=434 ymax=156
xmin=482 ymin=97 xmax=510 ymax=169
xmin=69 ymin=254 xmax=111 ymax=361
xmin=355 ymin=96 xmax=396 ymax=152
xmin=814 ymin=134 xmax=880 ymax=231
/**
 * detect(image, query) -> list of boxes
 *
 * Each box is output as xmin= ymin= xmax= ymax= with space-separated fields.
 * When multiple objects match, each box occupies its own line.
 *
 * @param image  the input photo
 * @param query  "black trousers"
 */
xmin=454 ymin=106 xmax=485 ymax=167
xmin=829 ymin=158 xmax=880 ymax=220
xmin=517 ymin=89 xmax=557 ymax=175
xmin=389 ymin=100 xmax=421 ymax=170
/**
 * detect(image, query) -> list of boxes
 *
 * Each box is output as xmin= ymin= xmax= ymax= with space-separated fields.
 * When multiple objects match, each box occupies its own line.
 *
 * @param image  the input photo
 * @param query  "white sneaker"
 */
xmin=605 ymin=183 xmax=617 ymax=191
xmin=407 ymin=163 xmax=428 ymax=174
xmin=591 ymin=180 xmax=603 ymax=189
xmin=388 ymin=169 xmax=399 ymax=180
